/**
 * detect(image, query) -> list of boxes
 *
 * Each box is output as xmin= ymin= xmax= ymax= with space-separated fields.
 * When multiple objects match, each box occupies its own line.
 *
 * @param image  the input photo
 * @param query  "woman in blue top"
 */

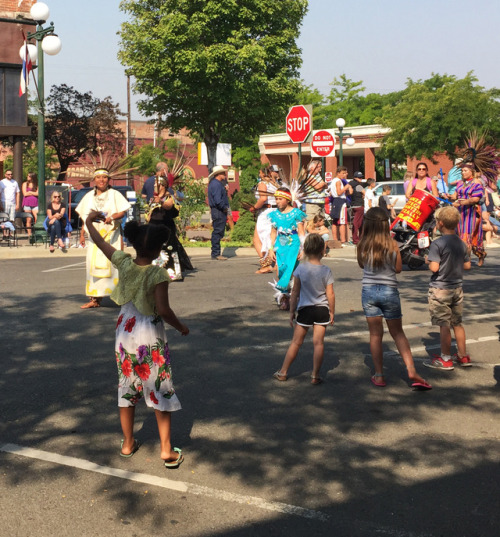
xmin=268 ymin=188 xmax=306 ymax=310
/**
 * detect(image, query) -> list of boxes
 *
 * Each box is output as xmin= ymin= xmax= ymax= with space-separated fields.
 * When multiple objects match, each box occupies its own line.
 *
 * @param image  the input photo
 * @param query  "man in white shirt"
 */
xmin=364 ymin=179 xmax=376 ymax=212
xmin=0 ymin=170 xmax=20 ymax=221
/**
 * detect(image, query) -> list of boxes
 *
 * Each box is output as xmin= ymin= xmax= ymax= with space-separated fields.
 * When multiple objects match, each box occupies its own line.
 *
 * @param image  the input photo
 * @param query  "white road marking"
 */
xmin=42 ymin=261 xmax=85 ymax=273
xmin=0 ymin=443 xmax=329 ymax=523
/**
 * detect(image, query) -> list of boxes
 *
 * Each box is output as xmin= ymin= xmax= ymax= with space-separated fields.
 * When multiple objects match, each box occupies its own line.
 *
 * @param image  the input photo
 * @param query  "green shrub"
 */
xmin=231 ymin=209 xmax=255 ymax=242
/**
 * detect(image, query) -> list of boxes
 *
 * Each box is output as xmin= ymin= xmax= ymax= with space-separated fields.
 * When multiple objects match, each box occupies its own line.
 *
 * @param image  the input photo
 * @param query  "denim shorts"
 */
xmin=362 ymin=284 xmax=402 ymax=320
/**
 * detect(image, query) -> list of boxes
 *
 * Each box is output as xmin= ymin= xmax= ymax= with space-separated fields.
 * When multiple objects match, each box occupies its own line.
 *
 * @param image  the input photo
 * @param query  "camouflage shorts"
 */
xmin=428 ymin=287 xmax=463 ymax=327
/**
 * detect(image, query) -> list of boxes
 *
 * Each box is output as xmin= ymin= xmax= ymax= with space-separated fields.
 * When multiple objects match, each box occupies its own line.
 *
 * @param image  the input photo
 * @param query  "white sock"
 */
xmin=441 ymin=354 xmax=451 ymax=361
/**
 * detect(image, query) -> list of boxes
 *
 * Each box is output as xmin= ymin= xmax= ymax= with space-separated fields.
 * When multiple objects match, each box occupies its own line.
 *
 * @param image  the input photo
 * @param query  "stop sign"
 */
xmin=286 ymin=105 xmax=312 ymax=143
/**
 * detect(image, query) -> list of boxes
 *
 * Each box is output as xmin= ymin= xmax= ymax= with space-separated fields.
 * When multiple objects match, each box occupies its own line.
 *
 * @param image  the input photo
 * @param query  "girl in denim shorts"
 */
xmin=357 ymin=208 xmax=431 ymax=390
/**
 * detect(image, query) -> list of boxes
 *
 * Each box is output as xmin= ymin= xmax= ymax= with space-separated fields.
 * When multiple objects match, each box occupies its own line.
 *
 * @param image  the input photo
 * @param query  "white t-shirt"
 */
xmin=329 ymin=177 xmax=346 ymax=199
xmin=364 ymin=189 xmax=375 ymax=212
xmin=0 ymin=178 xmax=20 ymax=204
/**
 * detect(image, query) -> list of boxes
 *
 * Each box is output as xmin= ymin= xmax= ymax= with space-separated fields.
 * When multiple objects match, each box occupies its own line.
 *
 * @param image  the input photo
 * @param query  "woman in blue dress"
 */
xmin=268 ymin=188 xmax=306 ymax=309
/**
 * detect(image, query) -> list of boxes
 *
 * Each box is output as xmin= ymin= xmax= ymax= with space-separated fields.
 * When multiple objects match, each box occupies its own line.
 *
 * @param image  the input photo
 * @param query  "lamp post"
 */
xmin=24 ymin=2 xmax=62 ymax=239
xmin=335 ymin=118 xmax=355 ymax=167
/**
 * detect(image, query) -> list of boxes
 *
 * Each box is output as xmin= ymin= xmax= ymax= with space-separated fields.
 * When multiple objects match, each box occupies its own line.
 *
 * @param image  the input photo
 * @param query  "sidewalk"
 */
xmin=0 ymin=243 xmax=355 ymax=260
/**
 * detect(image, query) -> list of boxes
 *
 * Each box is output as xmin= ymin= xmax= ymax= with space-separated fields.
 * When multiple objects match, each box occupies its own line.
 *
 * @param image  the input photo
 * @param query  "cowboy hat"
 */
xmin=208 ymin=165 xmax=227 ymax=179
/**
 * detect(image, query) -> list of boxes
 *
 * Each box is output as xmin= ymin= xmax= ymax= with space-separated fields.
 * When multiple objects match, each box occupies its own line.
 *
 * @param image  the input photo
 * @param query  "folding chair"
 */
xmin=0 ymin=212 xmax=17 ymax=247
xmin=15 ymin=211 xmax=34 ymax=245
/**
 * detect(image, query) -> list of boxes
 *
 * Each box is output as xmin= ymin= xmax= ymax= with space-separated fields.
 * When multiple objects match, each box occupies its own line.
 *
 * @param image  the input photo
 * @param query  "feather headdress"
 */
xmin=167 ymin=143 xmax=194 ymax=188
xmin=458 ymin=131 xmax=499 ymax=183
xmin=281 ymin=162 xmax=324 ymax=208
xmin=76 ymin=147 xmax=137 ymax=182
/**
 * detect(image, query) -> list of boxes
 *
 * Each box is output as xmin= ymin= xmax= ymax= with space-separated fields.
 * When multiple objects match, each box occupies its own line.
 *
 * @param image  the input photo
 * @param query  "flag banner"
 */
xmin=19 ymin=32 xmax=32 ymax=97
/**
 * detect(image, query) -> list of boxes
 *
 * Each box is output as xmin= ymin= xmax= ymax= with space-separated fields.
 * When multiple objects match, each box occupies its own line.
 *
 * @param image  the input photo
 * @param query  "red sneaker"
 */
xmin=454 ymin=354 xmax=472 ymax=367
xmin=423 ymin=356 xmax=454 ymax=370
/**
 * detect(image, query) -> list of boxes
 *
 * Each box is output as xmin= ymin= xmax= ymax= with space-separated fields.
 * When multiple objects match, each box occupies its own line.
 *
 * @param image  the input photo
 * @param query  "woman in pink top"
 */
xmin=405 ymin=162 xmax=439 ymax=199
xmin=21 ymin=172 xmax=39 ymax=236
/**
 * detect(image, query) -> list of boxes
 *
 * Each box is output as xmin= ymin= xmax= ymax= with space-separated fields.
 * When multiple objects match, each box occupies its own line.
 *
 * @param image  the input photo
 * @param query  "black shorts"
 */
xmin=296 ymin=306 xmax=330 ymax=327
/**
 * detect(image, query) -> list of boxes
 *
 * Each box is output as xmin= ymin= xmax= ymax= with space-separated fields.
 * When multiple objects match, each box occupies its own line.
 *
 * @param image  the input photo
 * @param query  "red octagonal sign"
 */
xmin=286 ymin=105 xmax=312 ymax=144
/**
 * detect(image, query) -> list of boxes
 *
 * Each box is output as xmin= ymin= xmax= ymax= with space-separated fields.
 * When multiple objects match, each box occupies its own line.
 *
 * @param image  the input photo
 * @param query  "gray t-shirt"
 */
xmin=428 ymin=233 xmax=469 ymax=289
xmin=293 ymin=262 xmax=334 ymax=309
xmin=362 ymin=252 xmax=398 ymax=287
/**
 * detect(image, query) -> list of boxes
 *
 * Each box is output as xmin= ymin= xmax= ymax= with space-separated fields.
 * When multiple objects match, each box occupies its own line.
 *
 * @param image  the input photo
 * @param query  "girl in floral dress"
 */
xmin=85 ymin=211 xmax=189 ymax=469
xmin=269 ymin=188 xmax=306 ymax=310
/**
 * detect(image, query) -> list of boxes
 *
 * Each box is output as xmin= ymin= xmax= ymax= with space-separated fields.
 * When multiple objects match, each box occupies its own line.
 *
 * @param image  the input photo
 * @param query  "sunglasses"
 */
xmin=53 ymin=195 xmax=61 ymax=198
xmin=417 ymin=168 xmax=427 ymax=171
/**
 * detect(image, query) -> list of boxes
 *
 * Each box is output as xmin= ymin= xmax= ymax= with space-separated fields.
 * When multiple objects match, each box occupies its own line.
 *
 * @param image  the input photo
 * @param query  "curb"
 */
xmin=0 ymin=244 xmax=356 ymax=261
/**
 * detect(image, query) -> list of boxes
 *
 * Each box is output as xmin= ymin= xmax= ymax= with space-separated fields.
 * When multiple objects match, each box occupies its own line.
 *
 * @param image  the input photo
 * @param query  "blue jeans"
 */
xmin=210 ymin=208 xmax=227 ymax=257
xmin=49 ymin=219 xmax=62 ymax=245
xmin=362 ymin=284 xmax=402 ymax=320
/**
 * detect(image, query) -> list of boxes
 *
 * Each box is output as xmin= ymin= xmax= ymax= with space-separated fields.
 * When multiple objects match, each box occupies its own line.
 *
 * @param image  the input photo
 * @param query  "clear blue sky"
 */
xmin=42 ymin=0 xmax=500 ymax=121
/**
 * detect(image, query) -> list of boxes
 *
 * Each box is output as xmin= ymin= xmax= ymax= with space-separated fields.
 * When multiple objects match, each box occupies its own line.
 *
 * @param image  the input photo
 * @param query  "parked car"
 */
xmin=373 ymin=181 xmax=406 ymax=212
xmin=68 ymin=186 xmax=135 ymax=228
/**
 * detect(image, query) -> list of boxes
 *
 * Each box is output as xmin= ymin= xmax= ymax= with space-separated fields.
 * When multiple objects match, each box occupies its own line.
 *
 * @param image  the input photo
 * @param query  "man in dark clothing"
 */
xmin=207 ymin=165 xmax=230 ymax=260
xmin=142 ymin=162 xmax=168 ymax=201
xmin=348 ymin=171 xmax=367 ymax=245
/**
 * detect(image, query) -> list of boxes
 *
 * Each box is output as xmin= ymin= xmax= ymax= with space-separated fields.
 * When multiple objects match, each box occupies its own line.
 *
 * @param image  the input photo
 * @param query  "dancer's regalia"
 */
xmin=147 ymin=148 xmax=194 ymax=281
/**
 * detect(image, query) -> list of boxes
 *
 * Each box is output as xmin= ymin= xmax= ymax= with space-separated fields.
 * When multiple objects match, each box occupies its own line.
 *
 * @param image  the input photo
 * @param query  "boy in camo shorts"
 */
xmin=424 ymin=206 xmax=472 ymax=370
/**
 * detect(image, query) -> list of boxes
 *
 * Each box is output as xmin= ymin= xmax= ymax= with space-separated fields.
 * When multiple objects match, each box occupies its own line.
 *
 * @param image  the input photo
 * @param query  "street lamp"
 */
xmin=335 ymin=118 xmax=355 ymax=167
xmin=24 ymin=2 xmax=62 ymax=239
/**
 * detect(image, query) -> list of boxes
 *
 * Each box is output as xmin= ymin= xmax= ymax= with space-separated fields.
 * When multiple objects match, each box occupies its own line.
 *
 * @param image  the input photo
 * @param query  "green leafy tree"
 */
xmin=322 ymin=75 xmax=366 ymax=125
xmin=45 ymin=84 xmax=124 ymax=180
xmin=3 ymin=140 xmax=58 ymax=182
xmin=232 ymin=139 xmax=262 ymax=194
xmin=381 ymin=72 xmax=500 ymax=163
xmin=118 ymin=0 xmax=308 ymax=171
xmin=126 ymin=140 xmax=172 ymax=177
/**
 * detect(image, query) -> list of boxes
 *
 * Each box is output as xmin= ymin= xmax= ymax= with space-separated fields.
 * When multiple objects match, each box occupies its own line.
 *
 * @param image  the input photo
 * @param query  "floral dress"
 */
xmin=268 ymin=207 xmax=306 ymax=293
xmin=111 ymin=251 xmax=181 ymax=412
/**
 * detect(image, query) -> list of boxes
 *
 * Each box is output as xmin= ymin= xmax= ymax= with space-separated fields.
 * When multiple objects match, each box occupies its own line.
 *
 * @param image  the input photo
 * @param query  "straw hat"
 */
xmin=208 ymin=165 xmax=227 ymax=179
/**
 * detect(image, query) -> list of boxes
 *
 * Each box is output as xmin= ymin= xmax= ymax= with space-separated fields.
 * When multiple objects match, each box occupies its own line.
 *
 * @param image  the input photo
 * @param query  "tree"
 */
xmin=3 ymin=140 xmax=58 ymax=182
xmin=45 ymin=84 xmax=124 ymax=180
xmin=118 ymin=0 xmax=308 ymax=171
xmin=125 ymin=138 xmax=182 ymax=177
xmin=380 ymin=72 xmax=500 ymax=163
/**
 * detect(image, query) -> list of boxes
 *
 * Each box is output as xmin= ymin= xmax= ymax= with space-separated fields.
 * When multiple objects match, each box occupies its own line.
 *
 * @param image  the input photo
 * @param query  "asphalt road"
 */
xmin=0 ymin=247 xmax=499 ymax=537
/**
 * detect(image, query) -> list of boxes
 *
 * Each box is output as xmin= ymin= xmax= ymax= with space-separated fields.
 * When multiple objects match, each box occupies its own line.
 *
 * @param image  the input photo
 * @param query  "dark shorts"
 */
xmin=428 ymin=287 xmax=463 ymax=327
xmin=362 ymin=284 xmax=402 ymax=320
xmin=296 ymin=306 xmax=330 ymax=327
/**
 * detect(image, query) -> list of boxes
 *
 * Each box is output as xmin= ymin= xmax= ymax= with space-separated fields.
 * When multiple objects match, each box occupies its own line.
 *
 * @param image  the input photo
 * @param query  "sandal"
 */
xmin=371 ymin=374 xmax=386 ymax=387
xmin=273 ymin=370 xmax=288 ymax=381
xmin=164 ymin=447 xmax=184 ymax=469
xmin=81 ymin=297 xmax=101 ymax=309
xmin=49 ymin=245 xmax=55 ymax=252
xmin=120 ymin=439 xmax=140 ymax=458
xmin=311 ymin=376 xmax=323 ymax=385
xmin=477 ymin=253 xmax=487 ymax=267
